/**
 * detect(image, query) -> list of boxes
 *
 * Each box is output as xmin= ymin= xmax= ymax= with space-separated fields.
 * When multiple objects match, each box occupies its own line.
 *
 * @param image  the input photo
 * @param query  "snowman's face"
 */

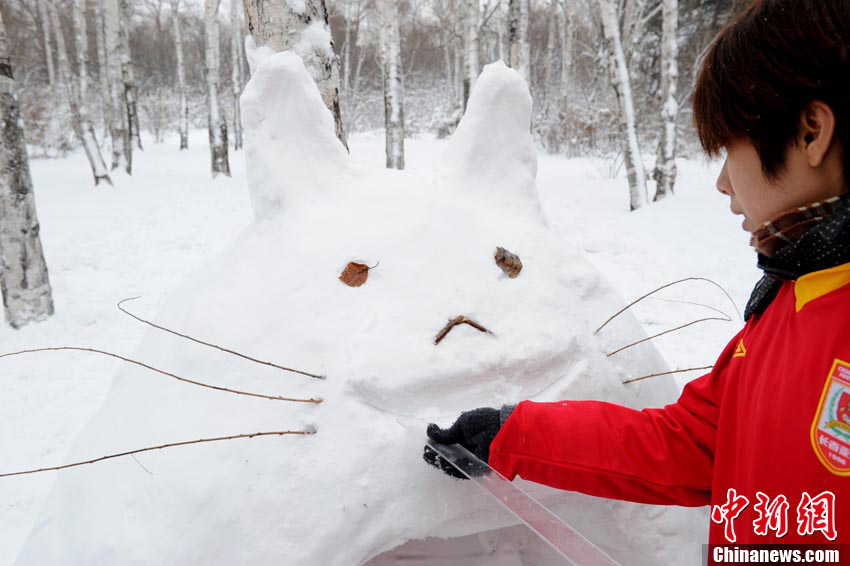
xmin=16 ymin=52 xmax=701 ymax=566
xmin=229 ymin=49 xmax=665 ymax=418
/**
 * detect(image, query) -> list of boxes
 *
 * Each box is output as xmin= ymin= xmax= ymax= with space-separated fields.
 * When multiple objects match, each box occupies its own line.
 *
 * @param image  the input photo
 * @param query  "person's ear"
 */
xmin=799 ymin=100 xmax=836 ymax=168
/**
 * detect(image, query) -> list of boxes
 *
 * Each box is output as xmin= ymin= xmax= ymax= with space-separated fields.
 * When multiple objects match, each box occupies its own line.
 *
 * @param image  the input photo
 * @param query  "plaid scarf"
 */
xmin=750 ymin=195 xmax=847 ymax=257
xmin=745 ymin=192 xmax=850 ymax=321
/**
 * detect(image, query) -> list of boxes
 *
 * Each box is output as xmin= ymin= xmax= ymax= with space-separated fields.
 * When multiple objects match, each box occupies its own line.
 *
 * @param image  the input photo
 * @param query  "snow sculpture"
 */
xmin=16 ymin=52 xmax=705 ymax=565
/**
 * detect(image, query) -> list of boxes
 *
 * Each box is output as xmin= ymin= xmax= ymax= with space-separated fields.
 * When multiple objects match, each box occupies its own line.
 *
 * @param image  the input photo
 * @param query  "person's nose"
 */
xmin=716 ymin=159 xmax=732 ymax=196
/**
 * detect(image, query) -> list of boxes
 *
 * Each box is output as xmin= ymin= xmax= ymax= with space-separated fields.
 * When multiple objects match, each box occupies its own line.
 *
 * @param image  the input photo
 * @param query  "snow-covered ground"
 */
xmin=0 ymin=128 xmax=758 ymax=565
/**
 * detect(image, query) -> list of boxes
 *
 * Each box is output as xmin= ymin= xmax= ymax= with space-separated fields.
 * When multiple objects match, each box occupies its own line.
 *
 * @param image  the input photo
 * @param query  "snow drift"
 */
xmin=15 ymin=51 xmax=705 ymax=565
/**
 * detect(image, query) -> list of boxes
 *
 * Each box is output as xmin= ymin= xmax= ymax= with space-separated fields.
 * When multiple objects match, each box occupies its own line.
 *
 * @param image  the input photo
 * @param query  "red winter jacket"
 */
xmin=489 ymin=262 xmax=850 ymax=545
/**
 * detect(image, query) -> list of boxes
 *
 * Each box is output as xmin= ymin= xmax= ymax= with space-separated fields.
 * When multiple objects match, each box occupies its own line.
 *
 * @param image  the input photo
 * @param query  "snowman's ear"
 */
xmin=240 ymin=48 xmax=350 ymax=218
xmin=441 ymin=61 xmax=544 ymax=222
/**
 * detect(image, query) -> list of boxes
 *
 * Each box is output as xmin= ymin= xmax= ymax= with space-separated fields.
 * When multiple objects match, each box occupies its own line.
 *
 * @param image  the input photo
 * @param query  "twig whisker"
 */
xmin=0 ymin=430 xmax=314 ymax=479
xmin=623 ymin=365 xmax=714 ymax=385
xmin=595 ymin=276 xmax=743 ymax=335
xmin=117 ymin=297 xmax=325 ymax=380
xmin=0 ymin=347 xmax=322 ymax=404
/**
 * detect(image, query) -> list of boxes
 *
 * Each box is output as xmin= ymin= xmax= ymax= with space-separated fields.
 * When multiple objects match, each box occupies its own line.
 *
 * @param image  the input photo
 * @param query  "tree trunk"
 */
xmin=507 ymin=0 xmax=529 ymax=82
xmin=622 ymin=0 xmax=648 ymax=53
xmin=103 ymin=0 xmax=130 ymax=173
xmin=75 ymin=0 xmax=89 ymax=104
xmin=622 ymin=0 xmax=648 ymax=94
xmin=0 ymin=9 xmax=55 ymax=328
xmin=48 ymin=0 xmax=112 ymax=186
xmin=205 ymin=0 xmax=230 ymax=176
xmin=118 ymin=0 xmax=141 ymax=151
xmin=230 ymin=0 xmax=243 ymax=151
xmin=94 ymin=0 xmax=114 ymax=164
xmin=653 ymin=0 xmax=678 ymax=201
xmin=170 ymin=0 xmax=189 ymax=150
xmin=36 ymin=0 xmax=56 ymax=88
xmin=598 ymin=0 xmax=647 ymax=211
xmin=462 ymin=0 xmax=478 ymax=108
xmin=341 ymin=0 xmax=366 ymax=136
xmin=542 ymin=0 xmax=557 ymax=107
xmin=342 ymin=0 xmax=351 ymax=102
xmin=378 ymin=0 xmax=403 ymax=170
xmin=242 ymin=0 xmax=347 ymax=150
xmin=454 ymin=24 xmax=462 ymax=107
xmin=559 ymin=0 xmax=573 ymax=87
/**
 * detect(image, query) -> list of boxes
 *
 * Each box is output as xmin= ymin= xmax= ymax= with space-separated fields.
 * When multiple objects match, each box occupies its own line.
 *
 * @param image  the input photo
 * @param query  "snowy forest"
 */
xmin=3 ymin=0 xmax=749 ymax=182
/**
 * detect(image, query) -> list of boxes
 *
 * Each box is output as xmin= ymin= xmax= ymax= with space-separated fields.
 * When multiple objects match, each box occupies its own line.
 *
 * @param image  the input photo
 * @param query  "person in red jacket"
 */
xmin=425 ymin=0 xmax=850 ymax=551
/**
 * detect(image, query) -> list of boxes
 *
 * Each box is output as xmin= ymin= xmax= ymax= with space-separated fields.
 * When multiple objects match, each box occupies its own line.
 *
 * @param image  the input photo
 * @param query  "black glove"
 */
xmin=423 ymin=407 xmax=504 ymax=480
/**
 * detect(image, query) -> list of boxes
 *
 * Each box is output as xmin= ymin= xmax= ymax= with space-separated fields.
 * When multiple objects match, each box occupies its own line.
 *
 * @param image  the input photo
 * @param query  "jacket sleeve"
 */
xmin=487 ymin=330 xmax=743 ymax=507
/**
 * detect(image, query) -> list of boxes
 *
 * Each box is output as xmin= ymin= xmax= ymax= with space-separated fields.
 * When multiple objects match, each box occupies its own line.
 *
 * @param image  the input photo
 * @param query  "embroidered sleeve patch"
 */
xmin=811 ymin=359 xmax=850 ymax=476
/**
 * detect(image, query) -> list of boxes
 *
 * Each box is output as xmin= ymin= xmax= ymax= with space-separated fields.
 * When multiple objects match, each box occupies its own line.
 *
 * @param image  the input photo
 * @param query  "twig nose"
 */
xmin=433 ymin=315 xmax=495 ymax=345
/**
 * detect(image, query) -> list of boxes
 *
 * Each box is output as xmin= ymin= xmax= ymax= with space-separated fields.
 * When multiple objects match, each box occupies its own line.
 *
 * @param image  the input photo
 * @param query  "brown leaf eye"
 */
xmin=339 ymin=260 xmax=379 ymax=287
xmin=339 ymin=261 xmax=370 ymax=287
xmin=494 ymin=246 xmax=522 ymax=278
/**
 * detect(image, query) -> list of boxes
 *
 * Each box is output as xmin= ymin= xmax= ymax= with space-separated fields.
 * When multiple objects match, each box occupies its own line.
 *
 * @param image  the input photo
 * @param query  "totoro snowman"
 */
xmin=14 ymin=48 xmax=706 ymax=565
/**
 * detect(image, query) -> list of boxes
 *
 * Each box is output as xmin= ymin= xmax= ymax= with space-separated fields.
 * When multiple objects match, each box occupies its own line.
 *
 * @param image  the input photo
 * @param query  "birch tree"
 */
xmin=171 ymin=0 xmax=189 ymax=149
xmin=75 ymin=0 xmax=89 ymax=105
xmin=48 ymin=0 xmax=112 ymax=185
xmin=36 ymin=0 xmax=56 ymax=88
xmin=94 ymin=0 xmax=114 ymax=159
xmin=377 ymin=0 xmax=403 ymax=169
xmin=653 ymin=0 xmax=679 ymax=200
xmin=462 ymin=0 xmax=479 ymax=108
xmin=542 ymin=0 xmax=557 ymax=107
xmin=118 ymin=0 xmax=142 ymax=151
xmin=558 ymin=0 xmax=574 ymax=87
xmin=598 ymin=0 xmax=647 ymax=210
xmin=622 ymin=0 xmax=649 ymax=80
xmin=242 ymin=0 xmax=347 ymax=149
xmin=204 ymin=0 xmax=230 ymax=176
xmin=0 ymin=8 xmax=55 ymax=328
xmin=507 ymin=0 xmax=529 ymax=82
xmin=340 ymin=0 xmax=363 ymax=135
xmin=230 ymin=0 xmax=243 ymax=151
xmin=104 ymin=0 xmax=131 ymax=172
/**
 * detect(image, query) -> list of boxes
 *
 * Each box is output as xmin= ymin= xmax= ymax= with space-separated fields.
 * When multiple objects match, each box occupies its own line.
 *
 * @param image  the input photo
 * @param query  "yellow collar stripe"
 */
xmin=795 ymin=262 xmax=850 ymax=312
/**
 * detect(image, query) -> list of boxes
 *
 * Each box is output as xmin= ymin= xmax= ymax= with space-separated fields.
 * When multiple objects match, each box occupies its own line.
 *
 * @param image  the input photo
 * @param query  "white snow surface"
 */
xmin=1 ymin=54 xmax=763 ymax=566
xmin=286 ymin=0 xmax=307 ymax=15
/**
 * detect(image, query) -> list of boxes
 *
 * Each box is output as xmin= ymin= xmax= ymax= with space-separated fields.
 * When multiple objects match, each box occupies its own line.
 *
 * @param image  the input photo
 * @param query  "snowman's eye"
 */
xmin=494 ymin=247 xmax=522 ymax=278
xmin=339 ymin=260 xmax=379 ymax=287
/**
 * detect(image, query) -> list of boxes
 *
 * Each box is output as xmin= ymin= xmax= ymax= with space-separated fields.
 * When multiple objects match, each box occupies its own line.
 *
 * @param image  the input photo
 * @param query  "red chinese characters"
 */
xmin=797 ymin=491 xmax=837 ymax=540
xmin=713 ymin=490 xmax=838 ymax=542
xmin=753 ymin=492 xmax=790 ymax=537
xmin=711 ymin=488 xmax=750 ymax=543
